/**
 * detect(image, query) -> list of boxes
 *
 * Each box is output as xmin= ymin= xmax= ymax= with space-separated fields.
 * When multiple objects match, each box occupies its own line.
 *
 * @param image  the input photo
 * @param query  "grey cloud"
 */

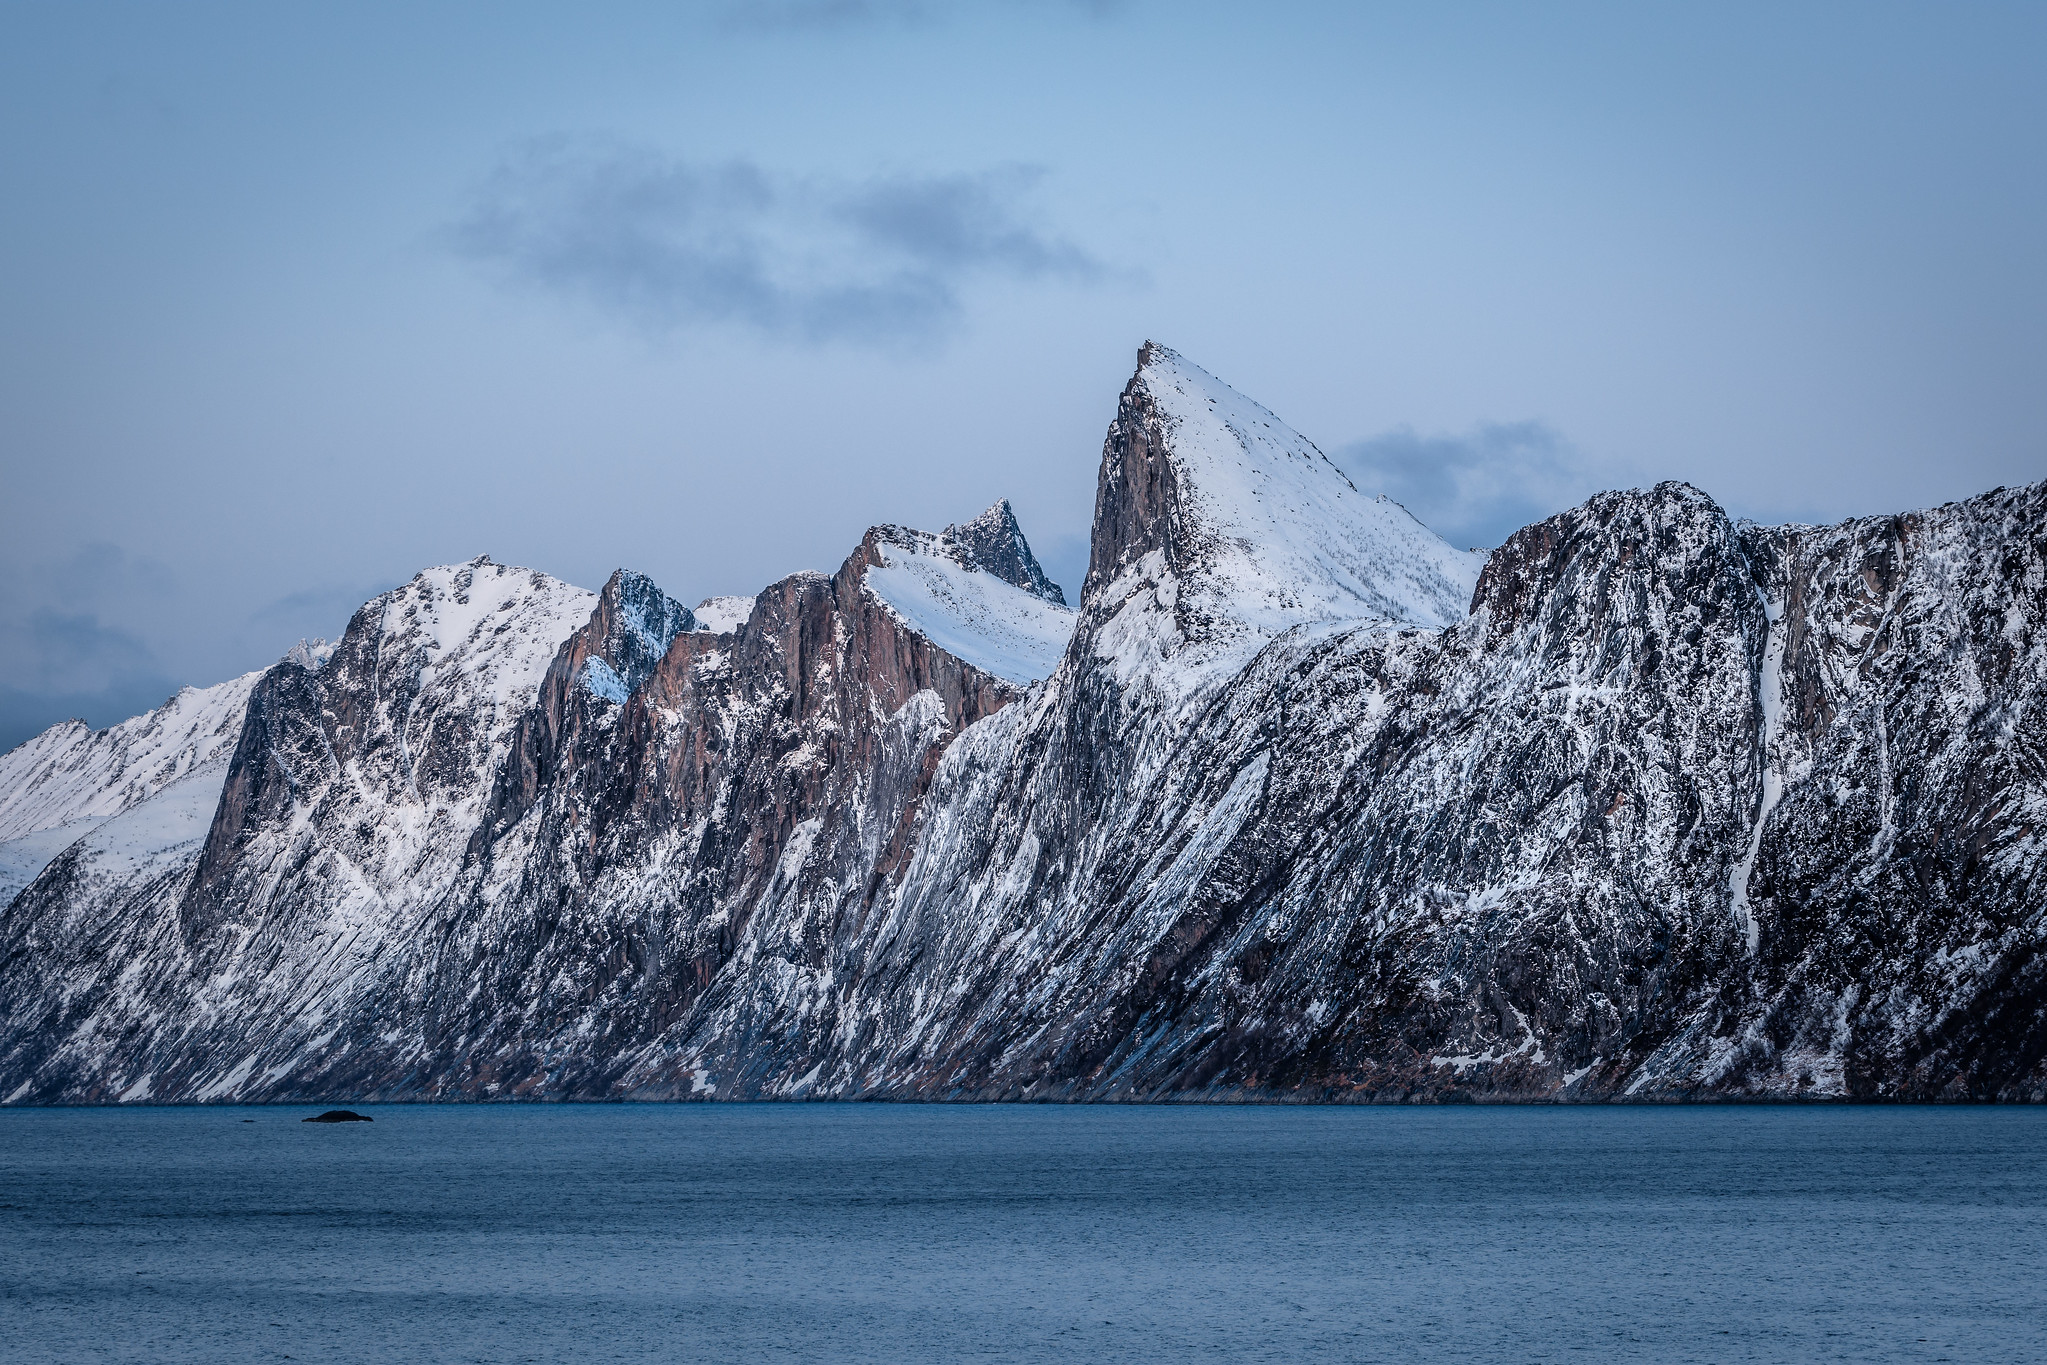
xmin=0 ymin=573 xmax=395 ymax=754
xmin=0 ymin=608 xmax=157 ymax=696
xmin=453 ymin=137 xmax=1104 ymax=346
xmin=837 ymin=169 xmax=1100 ymax=280
xmin=0 ymin=542 xmax=180 ymax=695
xmin=1333 ymin=420 xmax=1597 ymax=551
xmin=0 ymin=546 xmax=201 ymax=750
xmin=26 ymin=542 xmax=178 ymax=608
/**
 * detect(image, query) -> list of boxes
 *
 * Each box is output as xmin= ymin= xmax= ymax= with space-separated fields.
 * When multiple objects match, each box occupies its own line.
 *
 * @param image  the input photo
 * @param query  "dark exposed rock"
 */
xmin=302 ymin=1110 xmax=372 ymax=1122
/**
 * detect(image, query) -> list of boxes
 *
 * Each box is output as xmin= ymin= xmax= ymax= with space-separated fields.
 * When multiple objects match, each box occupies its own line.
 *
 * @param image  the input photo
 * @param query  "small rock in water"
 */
xmin=302 ymin=1110 xmax=372 ymax=1123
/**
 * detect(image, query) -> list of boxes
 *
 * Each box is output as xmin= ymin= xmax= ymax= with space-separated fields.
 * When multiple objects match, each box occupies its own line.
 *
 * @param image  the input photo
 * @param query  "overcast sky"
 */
xmin=2 ymin=1 xmax=2043 ymax=750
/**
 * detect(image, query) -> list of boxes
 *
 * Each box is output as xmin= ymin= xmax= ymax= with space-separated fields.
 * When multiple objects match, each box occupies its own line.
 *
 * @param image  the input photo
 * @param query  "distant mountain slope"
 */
xmin=2 ymin=344 xmax=2041 ymax=1104
xmin=0 ymin=669 xmax=268 ymax=903
xmin=0 ymin=670 xmax=265 ymax=844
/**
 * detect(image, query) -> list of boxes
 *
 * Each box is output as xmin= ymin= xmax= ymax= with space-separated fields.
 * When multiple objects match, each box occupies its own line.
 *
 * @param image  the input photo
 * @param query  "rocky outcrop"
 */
xmin=1 ymin=344 xmax=2041 ymax=1105
xmin=403 ymin=524 xmax=1041 ymax=1096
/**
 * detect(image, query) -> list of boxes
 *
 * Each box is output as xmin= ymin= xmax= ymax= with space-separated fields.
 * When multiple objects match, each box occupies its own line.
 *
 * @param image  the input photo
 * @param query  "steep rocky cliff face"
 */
xmin=2 ymin=345 xmax=2042 ymax=1103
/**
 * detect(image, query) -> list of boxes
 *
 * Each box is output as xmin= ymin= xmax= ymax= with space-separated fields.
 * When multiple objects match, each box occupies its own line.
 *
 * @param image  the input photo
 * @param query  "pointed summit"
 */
xmin=941 ymin=499 xmax=1066 ymax=605
xmin=1082 ymin=343 xmax=1481 ymax=686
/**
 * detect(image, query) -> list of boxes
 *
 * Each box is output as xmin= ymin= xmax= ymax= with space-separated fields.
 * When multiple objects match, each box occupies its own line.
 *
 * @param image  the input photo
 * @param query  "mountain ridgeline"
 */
xmin=2 ymin=345 xmax=2043 ymax=1104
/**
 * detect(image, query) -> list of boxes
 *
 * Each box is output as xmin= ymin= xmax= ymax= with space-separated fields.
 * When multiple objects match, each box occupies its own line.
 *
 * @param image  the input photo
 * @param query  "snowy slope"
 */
xmin=372 ymin=559 xmax=594 ymax=710
xmin=864 ymin=528 xmax=1077 ymax=685
xmin=0 ymin=561 xmax=590 ymax=914
xmin=1143 ymin=347 xmax=1480 ymax=629
xmin=0 ymin=821 xmax=98 ymax=905
xmin=54 ymin=762 xmax=234 ymax=885
xmin=257 ymin=557 xmax=596 ymax=905
xmin=0 ymin=557 xmax=600 ymax=1106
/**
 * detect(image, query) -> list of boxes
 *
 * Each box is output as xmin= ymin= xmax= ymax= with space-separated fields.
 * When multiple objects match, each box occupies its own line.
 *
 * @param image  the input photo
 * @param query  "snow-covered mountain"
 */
xmin=3 ymin=343 xmax=2042 ymax=1104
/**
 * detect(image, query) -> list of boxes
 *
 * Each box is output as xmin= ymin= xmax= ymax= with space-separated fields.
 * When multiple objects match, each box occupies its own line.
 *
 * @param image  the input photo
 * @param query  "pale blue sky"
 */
xmin=2 ymin=1 xmax=2042 ymax=748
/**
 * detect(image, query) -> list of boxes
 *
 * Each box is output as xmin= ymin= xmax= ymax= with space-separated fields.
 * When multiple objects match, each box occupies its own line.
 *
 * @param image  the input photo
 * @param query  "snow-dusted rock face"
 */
xmin=939 ymin=497 xmax=1069 ymax=606
xmin=2 ymin=345 xmax=2043 ymax=1105
xmin=1082 ymin=343 xmax=1481 ymax=695
xmin=574 ymin=570 xmax=695 ymax=703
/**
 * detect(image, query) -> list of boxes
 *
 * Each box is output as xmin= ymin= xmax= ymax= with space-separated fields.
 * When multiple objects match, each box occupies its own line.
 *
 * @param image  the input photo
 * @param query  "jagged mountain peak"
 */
xmin=356 ymin=560 xmax=596 ymax=695
xmin=282 ymin=638 xmax=334 ymax=671
xmin=1083 ymin=343 xmax=1483 ymax=690
xmin=1473 ymin=480 xmax=1738 ymax=632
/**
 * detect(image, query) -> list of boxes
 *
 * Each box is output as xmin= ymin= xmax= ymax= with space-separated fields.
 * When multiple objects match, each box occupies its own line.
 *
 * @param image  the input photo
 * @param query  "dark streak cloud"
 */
xmin=720 ymin=0 xmax=932 ymax=32
xmin=836 ymin=169 xmax=1100 ymax=279
xmin=718 ymin=0 xmax=1124 ymax=34
xmin=0 ymin=544 xmax=176 ymax=693
xmin=14 ymin=609 xmax=157 ymax=689
xmin=0 ymin=546 xmax=184 ymax=750
xmin=0 ymin=565 xmax=391 ymax=753
xmin=1334 ymin=421 xmax=1598 ymax=552
xmin=453 ymin=137 xmax=1105 ymax=347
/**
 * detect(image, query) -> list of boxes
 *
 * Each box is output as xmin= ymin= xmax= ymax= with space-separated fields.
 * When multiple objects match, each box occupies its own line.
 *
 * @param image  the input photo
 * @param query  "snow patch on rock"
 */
xmin=694 ymin=596 xmax=756 ymax=635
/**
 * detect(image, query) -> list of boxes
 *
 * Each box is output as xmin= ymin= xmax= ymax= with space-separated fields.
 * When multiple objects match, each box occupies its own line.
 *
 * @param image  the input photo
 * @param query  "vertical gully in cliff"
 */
xmin=1729 ymin=587 xmax=1786 ymax=953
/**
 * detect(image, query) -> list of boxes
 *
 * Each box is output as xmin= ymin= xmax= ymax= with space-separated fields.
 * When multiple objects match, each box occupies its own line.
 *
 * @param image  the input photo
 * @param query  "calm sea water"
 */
xmin=2 ymin=1104 xmax=2042 ymax=1363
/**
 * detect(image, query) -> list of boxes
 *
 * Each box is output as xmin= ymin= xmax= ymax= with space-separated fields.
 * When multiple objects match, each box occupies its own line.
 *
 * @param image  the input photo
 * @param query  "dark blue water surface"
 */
xmin=2 ymin=1104 xmax=2043 ymax=1363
